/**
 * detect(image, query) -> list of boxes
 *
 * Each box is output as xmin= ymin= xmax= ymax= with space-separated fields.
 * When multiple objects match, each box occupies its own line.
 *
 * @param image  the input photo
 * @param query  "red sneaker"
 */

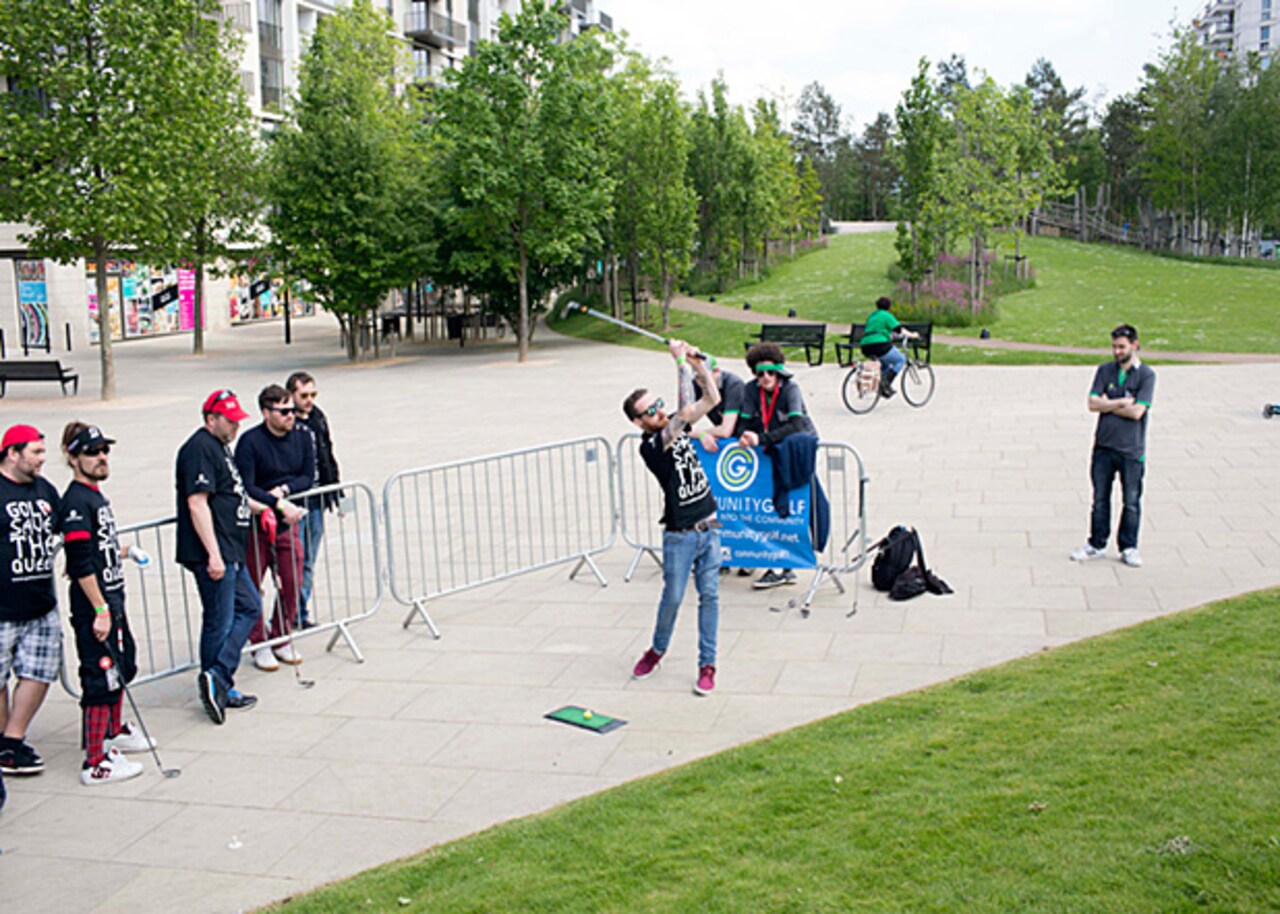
xmin=632 ymin=648 xmax=664 ymax=679
xmin=694 ymin=665 xmax=716 ymax=696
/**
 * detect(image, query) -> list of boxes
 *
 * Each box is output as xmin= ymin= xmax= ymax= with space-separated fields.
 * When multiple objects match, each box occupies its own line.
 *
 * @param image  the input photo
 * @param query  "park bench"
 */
xmin=0 ymin=359 xmax=80 ymax=398
xmin=744 ymin=323 xmax=827 ymax=367
xmin=835 ymin=322 xmax=933 ymax=368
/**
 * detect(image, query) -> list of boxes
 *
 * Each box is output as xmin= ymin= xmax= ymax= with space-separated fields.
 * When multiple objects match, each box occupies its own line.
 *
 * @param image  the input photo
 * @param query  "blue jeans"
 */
xmin=1089 ymin=447 xmax=1145 ymax=551
xmin=878 ymin=345 xmax=905 ymax=376
xmin=298 ymin=508 xmax=325 ymax=624
xmin=193 ymin=562 xmax=262 ymax=692
xmin=652 ymin=528 xmax=720 ymax=667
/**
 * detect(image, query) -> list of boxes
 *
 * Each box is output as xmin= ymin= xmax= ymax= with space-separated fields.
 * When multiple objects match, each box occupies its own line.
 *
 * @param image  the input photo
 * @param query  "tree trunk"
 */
xmin=93 ymin=236 xmax=116 ymax=400
xmin=193 ymin=217 xmax=206 ymax=356
xmin=517 ymin=244 xmax=529 ymax=363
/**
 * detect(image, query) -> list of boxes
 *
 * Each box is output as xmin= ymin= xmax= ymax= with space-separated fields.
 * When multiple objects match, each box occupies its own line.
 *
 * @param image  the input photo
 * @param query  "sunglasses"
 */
xmin=753 ymin=362 xmax=785 ymax=378
xmin=640 ymin=397 xmax=664 ymax=417
xmin=267 ymin=406 xmax=297 ymax=416
xmin=295 ymin=391 xmax=317 ymax=400
xmin=81 ymin=445 xmax=111 ymax=457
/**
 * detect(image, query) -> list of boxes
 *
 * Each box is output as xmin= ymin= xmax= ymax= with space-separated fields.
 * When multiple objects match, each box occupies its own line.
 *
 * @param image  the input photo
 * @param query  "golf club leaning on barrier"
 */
xmin=559 ymin=302 xmax=708 ymax=358
xmin=104 ymin=640 xmax=181 ymax=778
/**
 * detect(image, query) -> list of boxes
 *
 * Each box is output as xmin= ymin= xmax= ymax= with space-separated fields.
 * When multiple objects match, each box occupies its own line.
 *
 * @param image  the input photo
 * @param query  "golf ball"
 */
xmin=583 ymin=710 xmax=593 ymax=720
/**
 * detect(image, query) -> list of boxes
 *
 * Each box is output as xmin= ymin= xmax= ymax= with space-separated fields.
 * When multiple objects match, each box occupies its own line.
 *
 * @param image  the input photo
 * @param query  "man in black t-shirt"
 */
xmin=623 ymin=341 xmax=723 ymax=696
xmin=175 ymin=390 xmax=268 ymax=725
xmin=1071 ymin=324 xmax=1157 ymax=568
xmin=0 ymin=425 xmax=61 ymax=776
xmin=59 ymin=422 xmax=153 ymax=786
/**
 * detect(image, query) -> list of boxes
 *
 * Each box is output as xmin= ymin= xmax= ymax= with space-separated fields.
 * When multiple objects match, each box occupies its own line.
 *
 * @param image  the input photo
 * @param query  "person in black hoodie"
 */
xmin=234 ymin=384 xmax=310 ymax=671
xmin=286 ymin=371 xmax=340 ymax=629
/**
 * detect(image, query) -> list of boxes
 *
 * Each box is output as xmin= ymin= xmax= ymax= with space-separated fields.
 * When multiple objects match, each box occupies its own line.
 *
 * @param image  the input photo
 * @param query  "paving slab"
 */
xmin=0 ymin=315 xmax=1277 ymax=912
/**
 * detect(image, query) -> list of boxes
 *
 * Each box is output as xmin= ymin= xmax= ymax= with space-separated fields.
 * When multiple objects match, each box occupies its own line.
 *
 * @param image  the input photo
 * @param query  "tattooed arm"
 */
xmin=661 ymin=340 xmax=721 ymax=449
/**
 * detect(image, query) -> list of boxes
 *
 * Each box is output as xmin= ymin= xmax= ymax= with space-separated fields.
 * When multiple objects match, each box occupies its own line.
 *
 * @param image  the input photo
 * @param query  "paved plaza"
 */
xmin=1 ymin=315 xmax=1277 ymax=913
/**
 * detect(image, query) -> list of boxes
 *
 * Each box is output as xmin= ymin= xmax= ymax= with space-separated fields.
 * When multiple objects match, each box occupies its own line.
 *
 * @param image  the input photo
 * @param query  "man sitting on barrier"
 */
xmin=735 ymin=342 xmax=819 ymax=590
xmin=624 ymin=340 xmax=723 ymax=696
xmin=58 ymin=422 xmax=153 ymax=785
xmin=176 ymin=390 xmax=271 ymax=725
xmin=234 ymin=384 xmax=311 ymax=672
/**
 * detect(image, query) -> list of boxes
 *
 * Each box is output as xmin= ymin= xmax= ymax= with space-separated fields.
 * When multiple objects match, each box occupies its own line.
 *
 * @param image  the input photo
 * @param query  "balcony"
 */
xmin=222 ymin=1 xmax=253 ymax=32
xmin=404 ymin=6 xmax=466 ymax=47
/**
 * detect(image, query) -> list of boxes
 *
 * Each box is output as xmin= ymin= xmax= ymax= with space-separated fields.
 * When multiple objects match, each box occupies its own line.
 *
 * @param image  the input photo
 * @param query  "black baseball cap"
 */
xmin=67 ymin=425 xmax=116 ymax=455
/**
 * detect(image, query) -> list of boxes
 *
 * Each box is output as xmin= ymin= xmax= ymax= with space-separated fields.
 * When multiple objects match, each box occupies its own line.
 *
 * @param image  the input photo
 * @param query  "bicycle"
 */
xmin=841 ymin=338 xmax=936 ymax=414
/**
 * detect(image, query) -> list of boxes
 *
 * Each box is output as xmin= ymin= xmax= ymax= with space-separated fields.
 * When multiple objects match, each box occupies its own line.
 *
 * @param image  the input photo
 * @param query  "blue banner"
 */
xmin=696 ymin=441 xmax=814 ymax=569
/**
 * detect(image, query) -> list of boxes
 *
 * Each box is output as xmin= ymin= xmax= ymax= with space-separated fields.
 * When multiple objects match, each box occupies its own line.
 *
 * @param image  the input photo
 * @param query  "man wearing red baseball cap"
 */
xmin=175 ymin=391 xmax=271 ymax=724
xmin=0 ymin=424 xmax=62 ymax=776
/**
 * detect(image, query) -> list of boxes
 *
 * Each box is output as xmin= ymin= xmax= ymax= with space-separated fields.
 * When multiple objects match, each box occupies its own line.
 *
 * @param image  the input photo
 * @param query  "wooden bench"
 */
xmin=835 ymin=322 xmax=933 ymax=368
xmin=0 ymin=360 xmax=79 ymax=398
xmin=744 ymin=323 xmax=827 ymax=367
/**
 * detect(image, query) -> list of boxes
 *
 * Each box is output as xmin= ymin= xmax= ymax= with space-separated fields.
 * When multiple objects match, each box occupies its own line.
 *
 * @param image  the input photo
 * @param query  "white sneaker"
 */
xmin=1070 ymin=543 xmax=1105 ymax=562
xmin=272 ymin=642 xmax=302 ymax=665
xmin=80 ymin=748 xmax=143 ymax=786
xmin=1121 ymin=547 xmax=1143 ymax=567
xmin=103 ymin=721 xmax=155 ymax=754
xmin=253 ymin=647 xmax=280 ymax=671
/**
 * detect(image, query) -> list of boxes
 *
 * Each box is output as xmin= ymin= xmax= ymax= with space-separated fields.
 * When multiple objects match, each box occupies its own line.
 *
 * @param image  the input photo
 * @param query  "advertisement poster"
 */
xmin=88 ymin=261 xmax=201 ymax=340
xmin=178 ymin=268 xmax=196 ymax=331
xmin=229 ymin=272 xmax=314 ymax=323
xmin=697 ymin=441 xmax=815 ymax=569
xmin=86 ymin=263 xmax=124 ymax=343
xmin=14 ymin=260 xmax=49 ymax=349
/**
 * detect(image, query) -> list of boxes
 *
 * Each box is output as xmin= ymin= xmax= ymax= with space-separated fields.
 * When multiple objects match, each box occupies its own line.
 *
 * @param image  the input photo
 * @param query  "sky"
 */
xmin=606 ymin=0 xmax=1194 ymax=133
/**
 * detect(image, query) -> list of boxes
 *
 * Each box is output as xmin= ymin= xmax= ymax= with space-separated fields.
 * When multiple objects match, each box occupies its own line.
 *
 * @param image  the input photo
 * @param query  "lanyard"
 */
xmin=760 ymin=384 xmax=782 ymax=429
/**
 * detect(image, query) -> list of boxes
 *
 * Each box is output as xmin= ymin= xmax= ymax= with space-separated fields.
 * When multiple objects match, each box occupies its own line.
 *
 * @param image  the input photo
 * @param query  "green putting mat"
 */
xmin=545 ymin=705 xmax=626 ymax=734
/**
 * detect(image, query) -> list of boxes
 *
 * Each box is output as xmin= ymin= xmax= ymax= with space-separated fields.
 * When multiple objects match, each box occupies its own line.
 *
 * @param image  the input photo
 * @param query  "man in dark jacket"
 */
xmin=234 ymin=384 xmax=310 ymax=671
xmin=286 ymin=371 xmax=340 ymax=629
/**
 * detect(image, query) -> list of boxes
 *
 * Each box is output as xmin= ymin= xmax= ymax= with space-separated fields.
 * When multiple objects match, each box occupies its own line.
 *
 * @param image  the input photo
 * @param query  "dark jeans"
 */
xmin=193 ymin=561 xmax=262 ymax=692
xmin=1089 ymin=447 xmax=1145 ymax=551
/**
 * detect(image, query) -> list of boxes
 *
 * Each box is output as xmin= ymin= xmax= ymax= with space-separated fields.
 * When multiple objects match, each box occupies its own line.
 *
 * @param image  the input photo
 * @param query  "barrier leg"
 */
xmin=403 ymin=598 xmax=442 ymax=639
xmin=624 ymin=546 xmax=663 ymax=582
xmin=847 ymin=570 xmax=861 ymax=618
xmin=326 ymin=621 xmax=366 ymax=663
xmin=568 ymin=553 xmax=608 ymax=587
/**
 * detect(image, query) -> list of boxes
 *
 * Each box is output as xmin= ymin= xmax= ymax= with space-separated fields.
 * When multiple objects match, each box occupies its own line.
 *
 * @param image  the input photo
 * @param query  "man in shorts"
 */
xmin=0 ymin=425 xmax=61 ymax=775
xmin=176 ymin=390 xmax=271 ymax=724
xmin=624 ymin=341 xmax=723 ymax=695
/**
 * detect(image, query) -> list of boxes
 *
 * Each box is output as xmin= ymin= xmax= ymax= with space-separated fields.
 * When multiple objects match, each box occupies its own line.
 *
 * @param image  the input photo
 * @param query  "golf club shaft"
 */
xmin=564 ymin=303 xmax=706 ymax=358
xmin=105 ymin=640 xmax=176 ymax=776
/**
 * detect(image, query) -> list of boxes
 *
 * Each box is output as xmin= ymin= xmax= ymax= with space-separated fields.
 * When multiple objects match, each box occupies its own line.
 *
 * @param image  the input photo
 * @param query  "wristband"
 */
xmin=94 ymin=604 xmax=109 ymax=615
xmin=677 ymin=357 xmax=687 ymax=365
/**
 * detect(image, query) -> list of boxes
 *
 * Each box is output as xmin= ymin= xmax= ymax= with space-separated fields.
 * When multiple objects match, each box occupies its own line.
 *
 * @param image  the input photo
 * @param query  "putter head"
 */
xmin=560 ymin=301 xmax=584 ymax=319
xmin=162 ymin=768 xmax=182 ymax=778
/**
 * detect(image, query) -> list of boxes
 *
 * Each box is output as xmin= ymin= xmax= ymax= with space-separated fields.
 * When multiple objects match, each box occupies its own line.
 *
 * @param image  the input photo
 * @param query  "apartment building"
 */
xmin=1 ymin=0 xmax=611 ymax=354
xmin=1193 ymin=0 xmax=1277 ymax=62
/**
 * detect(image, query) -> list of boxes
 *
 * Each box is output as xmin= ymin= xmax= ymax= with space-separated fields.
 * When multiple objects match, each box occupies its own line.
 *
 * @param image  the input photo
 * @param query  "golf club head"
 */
xmin=560 ymin=301 xmax=585 ymax=319
xmin=162 ymin=768 xmax=182 ymax=778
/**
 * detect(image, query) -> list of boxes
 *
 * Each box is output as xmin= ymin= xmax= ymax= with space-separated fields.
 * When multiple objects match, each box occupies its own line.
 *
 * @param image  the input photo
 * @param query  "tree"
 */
xmin=891 ymin=58 xmax=943 ymax=303
xmin=266 ymin=0 xmax=431 ymax=361
xmin=856 ymin=112 xmax=897 ymax=221
xmin=688 ymin=76 xmax=748 ymax=290
xmin=0 ymin=0 xmax=240 ymax=398
xmin=1101 ymin=92 xmax=1149 ymax=221
xmin=433 ymin=0 xmax=613 ymax=362
xmin=791 ymin=81 xmax=853 ymax=218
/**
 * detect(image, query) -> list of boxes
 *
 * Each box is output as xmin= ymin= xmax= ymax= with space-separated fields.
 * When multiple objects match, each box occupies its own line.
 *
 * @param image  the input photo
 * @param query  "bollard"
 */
xmin=65 ymin=322 xmax=72 ymax=351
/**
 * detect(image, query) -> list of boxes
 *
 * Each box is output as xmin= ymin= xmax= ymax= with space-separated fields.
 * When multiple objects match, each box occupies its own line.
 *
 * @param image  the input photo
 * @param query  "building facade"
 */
xmin=1193 ymin=0 xmax=1277 ymax=62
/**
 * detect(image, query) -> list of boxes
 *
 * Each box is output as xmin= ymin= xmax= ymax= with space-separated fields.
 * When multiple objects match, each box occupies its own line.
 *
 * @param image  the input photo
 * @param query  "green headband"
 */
xmin=754 ymin=362 xmax=786 ymax=373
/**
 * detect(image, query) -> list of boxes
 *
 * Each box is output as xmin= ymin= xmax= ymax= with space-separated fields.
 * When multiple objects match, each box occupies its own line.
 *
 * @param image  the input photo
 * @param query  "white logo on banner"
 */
xmin=716 ymin=445 xmax=758 ymax=493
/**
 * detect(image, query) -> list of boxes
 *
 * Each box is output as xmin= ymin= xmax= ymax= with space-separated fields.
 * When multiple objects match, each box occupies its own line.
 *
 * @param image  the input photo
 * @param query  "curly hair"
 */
xmin=745 ymin=342 xmax=786 ymax=372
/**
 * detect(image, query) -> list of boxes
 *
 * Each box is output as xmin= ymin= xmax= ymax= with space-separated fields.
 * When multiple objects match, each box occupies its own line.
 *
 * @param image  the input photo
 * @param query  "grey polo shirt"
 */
xmin=1090 ymin=359 xmax=1156 ymax=460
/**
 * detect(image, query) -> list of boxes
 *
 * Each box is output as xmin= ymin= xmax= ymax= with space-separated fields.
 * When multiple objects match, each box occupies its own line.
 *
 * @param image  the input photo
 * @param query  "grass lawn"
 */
xmin=268 ymin=588 xmax=1280 ymax=913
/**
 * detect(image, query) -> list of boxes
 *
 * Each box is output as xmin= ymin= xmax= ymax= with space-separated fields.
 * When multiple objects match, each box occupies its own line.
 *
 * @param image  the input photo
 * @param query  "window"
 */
xmin=1262 ymin=25 xmax=1271 ymax=42
xmin=258 ymin=0 xmax=283 ymax=53
xmin=412 ymin=46 xmax=432 ymax=82
xmin=260 ymin=57 xmax=284 ymax=108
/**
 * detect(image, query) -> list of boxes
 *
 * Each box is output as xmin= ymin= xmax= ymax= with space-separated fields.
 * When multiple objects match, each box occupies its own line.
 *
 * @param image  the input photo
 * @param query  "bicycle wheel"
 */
xmin=901 ymin=360 xmax=936 ymax=407
xmin=842 ymin=364 xmax=881 ymax=414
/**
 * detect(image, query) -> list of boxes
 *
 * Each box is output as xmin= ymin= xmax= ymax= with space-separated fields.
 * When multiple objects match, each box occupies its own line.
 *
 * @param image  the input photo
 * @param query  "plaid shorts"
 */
xmin=0 ymin=609 xmax=63 ymax=684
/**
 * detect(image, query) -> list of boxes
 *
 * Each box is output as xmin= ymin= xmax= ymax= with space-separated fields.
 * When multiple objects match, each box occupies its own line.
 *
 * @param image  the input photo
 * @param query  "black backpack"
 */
xmin=871 ymin=526 xmax=919 ymax=592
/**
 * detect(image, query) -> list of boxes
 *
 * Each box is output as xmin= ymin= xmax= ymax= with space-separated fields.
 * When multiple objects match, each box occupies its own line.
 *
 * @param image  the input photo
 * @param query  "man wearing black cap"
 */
xmin=176 ymin=390 xmax=270 ymax=724
xmin=0 ymin=424 xmax=61 ymax=775
xmin=58 ymin=422 xmax=153 ymax=785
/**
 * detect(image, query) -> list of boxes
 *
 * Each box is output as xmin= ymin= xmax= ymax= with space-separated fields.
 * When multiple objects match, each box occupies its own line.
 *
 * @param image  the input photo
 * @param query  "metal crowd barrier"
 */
xmin=58 ymin=480 xmax=383 ymax=697
xmin=614 ymin=433 xmax=871 ymax=616
xmin=382 ymin=436 xmax=616 ymax=635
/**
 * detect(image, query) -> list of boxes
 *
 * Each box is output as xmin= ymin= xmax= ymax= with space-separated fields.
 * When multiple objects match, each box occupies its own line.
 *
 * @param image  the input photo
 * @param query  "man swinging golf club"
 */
xmin=624 ymin=340 xmax=723 ymax=695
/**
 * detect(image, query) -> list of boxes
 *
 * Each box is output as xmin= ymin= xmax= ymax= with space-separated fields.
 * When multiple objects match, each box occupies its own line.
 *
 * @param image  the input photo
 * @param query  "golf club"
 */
xmin=104 ymin=641 xmax=180 ymax=778
xmin=267 ymin=517 xmax=315 ymax=689
xmin=1264 ymin=403 xmax=1277 ymax=419
xmin=559 ymin=302 xmax=707 ymax=358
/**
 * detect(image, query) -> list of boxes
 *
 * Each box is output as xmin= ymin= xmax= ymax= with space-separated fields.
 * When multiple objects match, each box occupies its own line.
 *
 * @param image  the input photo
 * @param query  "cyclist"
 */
xmin=859 ymin=296 xmax=919 ymax=398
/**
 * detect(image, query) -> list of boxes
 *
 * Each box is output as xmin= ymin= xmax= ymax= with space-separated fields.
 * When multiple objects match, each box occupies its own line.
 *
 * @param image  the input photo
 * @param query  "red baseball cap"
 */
xmin=2 ymin=424 xmax=44 ymax=450
xmin=202 ymin=389 xmax=250 ymax=422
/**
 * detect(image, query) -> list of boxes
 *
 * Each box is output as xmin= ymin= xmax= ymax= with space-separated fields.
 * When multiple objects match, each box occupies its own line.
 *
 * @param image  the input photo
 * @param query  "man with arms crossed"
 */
xmin=1071 ymin=324 xmax=1156 ymax=568
xmin=0 ymin=425 xmax=60 ymax=776
xmin=624 ymin=341 xmax=723 ymax=695
xmin=286 ymin=371 xmax=340 ymax=630
xmin=176 ymin=390 xmax=271 ymax=724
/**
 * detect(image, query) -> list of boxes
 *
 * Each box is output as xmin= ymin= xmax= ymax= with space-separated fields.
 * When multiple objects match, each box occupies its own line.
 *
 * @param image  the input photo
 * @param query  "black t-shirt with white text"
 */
xmin=640 ymin=431 xmax=716 ymax=530
xmin=175 ymin=427 xmax=251 ymax=566
xmin=0 ymin=473 xmax=61 ymax=622
xmin=59 ymin=481 xmax=125 ymax=613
